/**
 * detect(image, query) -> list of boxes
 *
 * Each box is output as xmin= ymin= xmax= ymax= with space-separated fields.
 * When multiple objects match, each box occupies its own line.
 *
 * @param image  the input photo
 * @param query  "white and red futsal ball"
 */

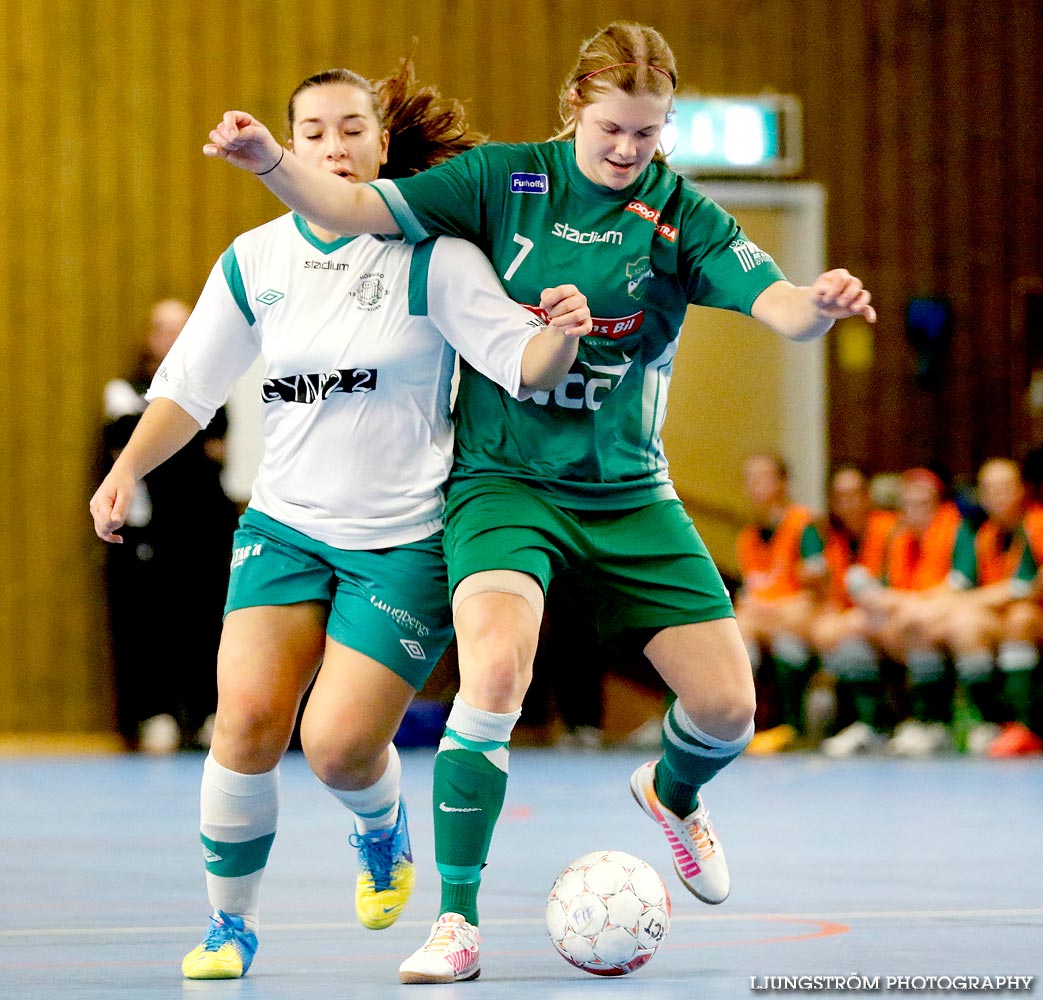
xmin=545 ymin=849 xmax=671 ymax=976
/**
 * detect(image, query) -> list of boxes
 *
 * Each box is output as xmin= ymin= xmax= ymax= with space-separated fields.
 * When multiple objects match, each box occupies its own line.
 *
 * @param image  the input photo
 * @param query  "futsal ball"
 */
xmin=545 ymin=849 xmax=671 ymax=976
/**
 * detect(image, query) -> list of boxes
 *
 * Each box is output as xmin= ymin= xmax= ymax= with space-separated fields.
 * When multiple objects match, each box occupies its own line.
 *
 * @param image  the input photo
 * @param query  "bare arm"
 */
xmin=519 ymin=285 xmax=591 ymax=391
xmin=89 ymin=398 xmax=204 ymax=543
xmin=963 ymin=579 xmax=1034 ymax=612
xmin=751 ymin=269 xmax=877 ymax=341
xmin=204 ymin=111 xmax=398 ymax=236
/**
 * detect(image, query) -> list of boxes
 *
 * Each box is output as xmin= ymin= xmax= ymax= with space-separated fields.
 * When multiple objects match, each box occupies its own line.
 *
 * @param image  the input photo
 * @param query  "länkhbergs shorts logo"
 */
xmin=369 ymin=595 xmax=430 ymax=637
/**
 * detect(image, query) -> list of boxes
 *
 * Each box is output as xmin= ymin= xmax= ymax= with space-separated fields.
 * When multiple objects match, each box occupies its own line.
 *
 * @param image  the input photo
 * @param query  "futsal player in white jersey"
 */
xmin=90 ymin=63 xmax=591 ymax=981
xmin=204 ymin=23 xmax=875 ymax=984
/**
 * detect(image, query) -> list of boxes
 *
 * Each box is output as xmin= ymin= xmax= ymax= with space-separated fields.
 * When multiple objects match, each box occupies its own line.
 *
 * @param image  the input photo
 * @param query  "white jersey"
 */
xmin=149 ymin=212 xmax=545 ymax=549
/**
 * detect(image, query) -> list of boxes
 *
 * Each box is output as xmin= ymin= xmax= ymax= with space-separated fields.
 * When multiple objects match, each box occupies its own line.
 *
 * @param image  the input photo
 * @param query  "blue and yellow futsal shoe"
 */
xmin=181 ymin=909 xmax=258 ymax=979
xmin=350 ymin=798 xmax=416 ymax=929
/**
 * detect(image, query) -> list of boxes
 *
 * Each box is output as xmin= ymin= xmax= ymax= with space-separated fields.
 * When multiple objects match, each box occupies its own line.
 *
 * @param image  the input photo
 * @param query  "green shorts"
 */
xmin=225 ymin=508 xmax=454 ymax=690
xmin=443 ymin=477 xmax=734 ymax=640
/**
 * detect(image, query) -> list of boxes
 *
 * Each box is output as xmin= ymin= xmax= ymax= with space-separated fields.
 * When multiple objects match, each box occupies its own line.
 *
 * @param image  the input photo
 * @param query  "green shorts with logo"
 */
xmin=226 ymin=508 xmax=454 ymax=690
xmin=443 ymin=476 xmax=734 ymax=640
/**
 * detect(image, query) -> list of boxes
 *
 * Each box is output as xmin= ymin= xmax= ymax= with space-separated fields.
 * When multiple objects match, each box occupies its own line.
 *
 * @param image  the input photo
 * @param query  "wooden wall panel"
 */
xmin=1 ymin=0 xmax=1041 ymax=733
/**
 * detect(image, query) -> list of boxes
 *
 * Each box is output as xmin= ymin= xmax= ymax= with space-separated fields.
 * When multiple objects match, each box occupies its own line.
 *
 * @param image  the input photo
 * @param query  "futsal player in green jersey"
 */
xmin=206 ymin=20 xmax=877 ymax=983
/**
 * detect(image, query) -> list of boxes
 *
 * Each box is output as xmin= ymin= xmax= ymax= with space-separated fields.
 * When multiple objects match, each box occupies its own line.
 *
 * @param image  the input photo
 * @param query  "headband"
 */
xmin=577 ymin=61 xmax=675 ymax=87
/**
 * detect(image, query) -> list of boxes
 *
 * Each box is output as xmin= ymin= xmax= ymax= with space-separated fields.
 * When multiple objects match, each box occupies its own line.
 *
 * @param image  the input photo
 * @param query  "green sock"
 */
xmin=962 ymin=677 xmax=995 ymax=722
xmin=654 ymin=703 xmax=749 ymax=816
xmin=774 ymin=658 xmax=811 ymax=731
xmin=910 ymin=678 xmax=952 ymax=723
xmin=432 ymin=747 xmax=507 ymax=926
xmin=1001 ymin=668 xmax=1034 ymax=726
xmin=907 ymin=651 xmax=949 ymax=723
xmin=846 ymin=679 xmax=880 ymax=729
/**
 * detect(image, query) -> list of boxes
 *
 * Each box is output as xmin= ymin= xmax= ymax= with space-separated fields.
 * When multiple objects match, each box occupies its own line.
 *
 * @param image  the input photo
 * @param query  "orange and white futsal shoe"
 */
xmin=399 ymin=912 xmax=481 ymax=984
xmin=629 ymin=760 xmax=730 ymax=904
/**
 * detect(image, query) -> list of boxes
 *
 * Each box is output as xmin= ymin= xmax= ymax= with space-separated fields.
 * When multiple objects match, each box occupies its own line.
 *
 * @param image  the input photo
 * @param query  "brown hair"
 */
xmin=286 ymin=58 xmax=485 ymax=179
xmin=551 ymin=21 xmax=677 ymax=163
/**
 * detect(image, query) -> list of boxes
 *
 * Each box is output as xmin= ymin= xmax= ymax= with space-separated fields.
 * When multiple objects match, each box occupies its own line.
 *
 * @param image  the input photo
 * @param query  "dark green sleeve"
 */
xmin=1014 ymin=528 xmax=1039 ymax=586
xmin=951 ymin=521 xmax=978 ymax=587
xmin=678 ymin=187 xmax=786 ymax=314
xmin=799 ymin=522 xmax=825 ymax=559
xmin=368 ymin=146 xmax=491 ymax=243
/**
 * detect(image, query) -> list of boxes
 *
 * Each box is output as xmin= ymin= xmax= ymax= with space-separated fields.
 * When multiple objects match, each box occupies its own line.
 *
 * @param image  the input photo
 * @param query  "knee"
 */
xmin=455 ymin=596 xmax=537 ymax=711
xmin=951 ymin=602 xmax=1003 ymax=649
xmin=1005 ymin=601 xmax=1043 ymax=640
xmin=213 ymin=698 xmax=295 ymax=772
xmin=681 ymin=669 xmax=757 ymax=742
xmin=461 ymin=655 xmax=533 ymax=712
xmin=300 ymin=721 xmax=385 ymax=788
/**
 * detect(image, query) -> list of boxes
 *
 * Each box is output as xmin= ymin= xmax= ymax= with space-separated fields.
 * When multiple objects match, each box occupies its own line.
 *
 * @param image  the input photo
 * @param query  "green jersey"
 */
xmin=371 ymin=140 xmax=786 ymax=508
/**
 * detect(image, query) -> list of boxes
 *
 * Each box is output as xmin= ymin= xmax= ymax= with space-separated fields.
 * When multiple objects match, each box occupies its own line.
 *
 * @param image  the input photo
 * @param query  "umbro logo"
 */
xmin=400 ymin=639 xmax=426 ymax=660
xmin=202 ymin=846 xmax=223 ymax=863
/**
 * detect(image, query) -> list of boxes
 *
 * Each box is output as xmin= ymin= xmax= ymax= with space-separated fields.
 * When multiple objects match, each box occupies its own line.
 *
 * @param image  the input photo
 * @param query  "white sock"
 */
xmin=321 ymin=743 xmax=402 ymax=833
xmin=198 ymin=752 xmax=279 ymax=934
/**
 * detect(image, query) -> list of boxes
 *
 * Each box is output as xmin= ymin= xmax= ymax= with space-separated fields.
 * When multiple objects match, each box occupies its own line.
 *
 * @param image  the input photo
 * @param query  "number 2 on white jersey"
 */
xmin=503 ymin=233 xmax=534 ymax=281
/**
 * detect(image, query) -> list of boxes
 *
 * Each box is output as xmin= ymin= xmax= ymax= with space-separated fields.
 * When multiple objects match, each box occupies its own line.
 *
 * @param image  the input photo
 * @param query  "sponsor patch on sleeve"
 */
xmin=730 ymin=239 xmax=775 ymax=272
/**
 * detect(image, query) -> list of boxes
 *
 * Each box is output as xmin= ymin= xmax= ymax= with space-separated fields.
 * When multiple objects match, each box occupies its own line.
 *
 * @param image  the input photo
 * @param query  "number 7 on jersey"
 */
xmin=503 ymin=233 xmax=534 ymax=281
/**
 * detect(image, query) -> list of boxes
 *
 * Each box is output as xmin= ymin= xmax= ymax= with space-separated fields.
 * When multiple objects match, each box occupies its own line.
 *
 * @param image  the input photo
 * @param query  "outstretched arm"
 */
xmin=204 ymin=110 xmax=398 ymax=236
xmin=751 ymin=269 xmax=877 ymax=341
xmin=89 ymin=398 xmax=203 ymax=543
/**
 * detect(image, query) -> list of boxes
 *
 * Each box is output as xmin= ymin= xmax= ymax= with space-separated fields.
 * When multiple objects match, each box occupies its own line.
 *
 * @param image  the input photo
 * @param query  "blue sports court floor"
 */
xmin=1 ymin=748 xmax=1040 ymax=999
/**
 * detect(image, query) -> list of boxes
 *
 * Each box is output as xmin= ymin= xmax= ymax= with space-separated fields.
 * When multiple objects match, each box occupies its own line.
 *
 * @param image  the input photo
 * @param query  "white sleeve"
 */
xmin=424 ymin=236 xmax=545 ymax=400
xmin=146 ymin=252 xmax=261 ymax=427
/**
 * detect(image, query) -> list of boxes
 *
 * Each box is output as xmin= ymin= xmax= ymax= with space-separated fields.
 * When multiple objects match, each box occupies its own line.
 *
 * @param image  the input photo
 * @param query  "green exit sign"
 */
xmin=663 ymin=95 xmax=803 ymax=177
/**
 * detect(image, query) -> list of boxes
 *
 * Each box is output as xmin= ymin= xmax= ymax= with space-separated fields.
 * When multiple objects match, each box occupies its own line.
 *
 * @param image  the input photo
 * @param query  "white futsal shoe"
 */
xmin=887 ymin=720 xmax=951 ymax=757
xmin=399 ymin=912 xmax=480 ymax=984
xmin=629 ymin=760 xmax=730 ymax=904
xmin=821 ymin=721 xmax=887 ymax=758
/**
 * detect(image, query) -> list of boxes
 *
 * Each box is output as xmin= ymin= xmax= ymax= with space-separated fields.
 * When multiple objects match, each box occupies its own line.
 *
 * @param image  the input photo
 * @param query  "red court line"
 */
xmin=669 ymin=916 xmax=850 ymax=950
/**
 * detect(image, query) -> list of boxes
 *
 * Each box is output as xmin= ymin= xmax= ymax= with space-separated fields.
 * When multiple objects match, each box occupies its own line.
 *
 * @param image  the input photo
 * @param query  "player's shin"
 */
xmin=656 ymin=701 xmax=753 ymax=815
xmin=431 ymin=696 xmax=520 ymax=924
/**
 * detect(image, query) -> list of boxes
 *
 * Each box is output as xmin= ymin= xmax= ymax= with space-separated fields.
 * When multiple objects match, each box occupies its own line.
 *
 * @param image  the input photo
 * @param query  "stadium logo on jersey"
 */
xmin=510 ymin=172 xmax=549 ymax=194
xmin=730 ymin=239 xmax=774 ymax=272
xmin=625 ymin=200 xmax=678 ymax=242
xmin=552 ymin=221 xmax=623 ymax=245
xmin=256 ymin=288 xmax=285 ymax=305
xmin=353 ymin=272 xmax=388 ymax=309
xmin=626 ymin=257 xmax=654 ymax=299
xmin=261 ymin=368 xmax=378 ymax=404
xmin=304 ymin=260 xmax=351 ymax=271
xmin=528 ymin=355 xmax=633 ymax=412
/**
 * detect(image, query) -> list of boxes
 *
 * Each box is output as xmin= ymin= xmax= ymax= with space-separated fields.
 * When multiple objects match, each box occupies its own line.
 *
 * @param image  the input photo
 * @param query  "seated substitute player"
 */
xmin=942 ymin=459 xmax=1043 ymax=756
xmin=203 ymin=20 xmax=876 ymax=984
xmin=847 ymin=467 xmax=973 ymax=756
xmin=734 ymin=452 xmax=827 ymax=754
xmin=814 ymin=466 xmax=898 ymax=757
xmin=90 ymin=63 xmax=591 ymax=981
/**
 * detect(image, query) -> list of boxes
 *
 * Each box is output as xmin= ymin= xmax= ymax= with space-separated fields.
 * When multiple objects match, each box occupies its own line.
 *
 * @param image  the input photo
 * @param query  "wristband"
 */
xmin=255 ymin=148 xmax=285 ymax=176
